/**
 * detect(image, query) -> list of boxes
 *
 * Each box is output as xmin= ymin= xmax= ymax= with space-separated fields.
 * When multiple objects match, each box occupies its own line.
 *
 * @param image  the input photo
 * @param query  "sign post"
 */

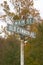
xmin=20 ymin=40 xmax=24 ymax=65
xmin=7 ymin=17 xmax=35 ymax=65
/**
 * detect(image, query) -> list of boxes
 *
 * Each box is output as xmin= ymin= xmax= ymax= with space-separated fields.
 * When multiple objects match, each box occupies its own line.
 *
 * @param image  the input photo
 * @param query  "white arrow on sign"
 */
xmin=7 ymin=24 xmax=35 ymax=38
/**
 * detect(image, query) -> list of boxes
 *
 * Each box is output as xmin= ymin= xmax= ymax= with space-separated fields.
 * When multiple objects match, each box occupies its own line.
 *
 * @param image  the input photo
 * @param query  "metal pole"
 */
xmin=20 ymin=40 xmax=24 ymax=65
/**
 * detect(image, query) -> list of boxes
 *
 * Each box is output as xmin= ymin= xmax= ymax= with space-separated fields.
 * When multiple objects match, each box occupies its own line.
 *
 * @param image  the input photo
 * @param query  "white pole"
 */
xmin=20 ymin=40 xmax=24 ymax=65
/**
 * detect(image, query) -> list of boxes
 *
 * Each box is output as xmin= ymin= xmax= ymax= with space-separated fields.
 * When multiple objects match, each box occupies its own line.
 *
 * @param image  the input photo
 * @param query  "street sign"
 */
xmin=6 ymin=8 xmax=35 ymax=65
xmin=13 ymin=18 xmax=34 ymax=26
xmin=7 ymin=24 xmax=35 ymax=38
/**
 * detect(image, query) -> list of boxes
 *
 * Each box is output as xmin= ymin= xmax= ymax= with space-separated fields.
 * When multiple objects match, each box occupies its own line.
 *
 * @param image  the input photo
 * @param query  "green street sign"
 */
xmin=7 ymin=24 xmax=35 ymax=38
xmin=13 ymin=17 xmax=34 ymax=26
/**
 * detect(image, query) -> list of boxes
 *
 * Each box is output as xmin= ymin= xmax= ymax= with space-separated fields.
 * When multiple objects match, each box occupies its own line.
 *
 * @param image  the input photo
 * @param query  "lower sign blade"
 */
xmin=7 ymin=24 xmax=35 ymax=38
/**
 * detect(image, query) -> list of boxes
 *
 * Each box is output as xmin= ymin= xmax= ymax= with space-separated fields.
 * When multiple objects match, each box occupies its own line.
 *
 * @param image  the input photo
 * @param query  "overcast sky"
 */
xmin=34 ymin=0 xmax=43 ymax=19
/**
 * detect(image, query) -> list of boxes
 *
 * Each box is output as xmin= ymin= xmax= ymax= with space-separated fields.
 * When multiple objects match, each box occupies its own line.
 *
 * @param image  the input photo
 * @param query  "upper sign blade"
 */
xmin=13 ymin=18 xmax=34 ymax=26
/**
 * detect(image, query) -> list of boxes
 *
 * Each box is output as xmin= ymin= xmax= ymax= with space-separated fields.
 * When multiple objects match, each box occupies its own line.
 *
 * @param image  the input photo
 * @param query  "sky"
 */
xmin=34 ymin=0 xmax=43 ymax=19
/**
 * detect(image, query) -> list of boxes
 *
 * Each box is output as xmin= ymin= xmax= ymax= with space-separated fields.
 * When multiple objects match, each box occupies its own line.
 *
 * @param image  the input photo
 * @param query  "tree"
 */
xmin=0 ymin=0 xmax=41 ymax=29
xmin=10 ymin=0 xmax=33 ymax=19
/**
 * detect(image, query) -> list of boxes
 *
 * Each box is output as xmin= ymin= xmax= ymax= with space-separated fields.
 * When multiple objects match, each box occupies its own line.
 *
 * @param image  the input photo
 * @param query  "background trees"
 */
xmin=0 ymin=34 xmax=20 ymax=65
xmin=24 ymin=22 xmax=43 ymax=65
